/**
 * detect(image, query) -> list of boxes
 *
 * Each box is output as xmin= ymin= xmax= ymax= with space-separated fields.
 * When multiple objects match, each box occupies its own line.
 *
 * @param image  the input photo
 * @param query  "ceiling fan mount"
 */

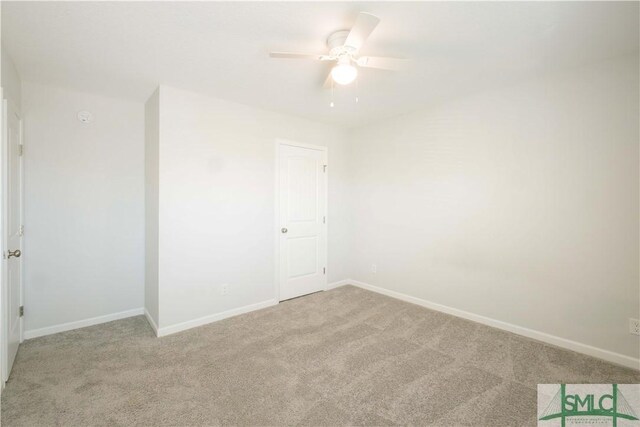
xmin=327 ymin=30 xmax=354 ymax=55
xmin=270 ymin=12 xmax=408 ymax=88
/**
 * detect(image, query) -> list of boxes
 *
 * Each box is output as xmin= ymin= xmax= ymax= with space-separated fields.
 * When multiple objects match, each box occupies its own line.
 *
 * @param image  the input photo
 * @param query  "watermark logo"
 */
xmin=538 ymin=384 xmax=640 ymax=426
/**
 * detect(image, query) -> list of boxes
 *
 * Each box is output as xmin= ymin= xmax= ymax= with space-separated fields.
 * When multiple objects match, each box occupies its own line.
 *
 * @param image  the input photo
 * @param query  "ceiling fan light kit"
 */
xmin=331 ymin=56 xmax=358 ymax=85
xmin=270 ymin=11 xmax=408 ymax=103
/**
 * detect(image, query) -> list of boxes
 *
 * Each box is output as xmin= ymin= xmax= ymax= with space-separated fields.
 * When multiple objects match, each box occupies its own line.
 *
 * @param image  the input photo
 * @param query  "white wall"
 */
xmin=151 ymin=86 xmax=351 ymax=330
xmin=144 ymin=88 xmax=160 ymax=328
xmin=348 ymin=54 xmax=640 ymax=360
xmin=22 ymin=82 xmax=145 ymax=333
xmin=1 ymin=47 xmax=21 ymax=110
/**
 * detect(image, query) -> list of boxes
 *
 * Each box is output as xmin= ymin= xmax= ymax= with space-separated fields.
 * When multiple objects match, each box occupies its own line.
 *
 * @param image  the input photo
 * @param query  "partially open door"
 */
xmin=3 ymin=98 xmax=23 ymax=383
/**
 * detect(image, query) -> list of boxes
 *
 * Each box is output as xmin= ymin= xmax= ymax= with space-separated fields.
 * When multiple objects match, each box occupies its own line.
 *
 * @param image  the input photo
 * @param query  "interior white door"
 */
xmin=278 ymin=143 xmax=327 ymax=301
xmin=3 ymin=100 xmax=22 ymax=382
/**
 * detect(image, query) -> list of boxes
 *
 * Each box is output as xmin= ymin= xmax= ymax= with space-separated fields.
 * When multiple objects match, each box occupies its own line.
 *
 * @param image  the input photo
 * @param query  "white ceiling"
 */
xmin=3 ymin=1 xmax=638 ymax=128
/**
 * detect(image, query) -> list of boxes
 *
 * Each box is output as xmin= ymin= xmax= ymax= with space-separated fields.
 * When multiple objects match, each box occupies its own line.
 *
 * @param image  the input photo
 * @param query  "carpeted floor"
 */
xmin=2 ymin=285 xmax=639 ymax=426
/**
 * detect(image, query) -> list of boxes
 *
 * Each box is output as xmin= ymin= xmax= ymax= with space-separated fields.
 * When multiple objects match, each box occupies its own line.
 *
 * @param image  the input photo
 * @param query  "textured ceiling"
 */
xmin=3 ymin=1 xmax=639 ymax=128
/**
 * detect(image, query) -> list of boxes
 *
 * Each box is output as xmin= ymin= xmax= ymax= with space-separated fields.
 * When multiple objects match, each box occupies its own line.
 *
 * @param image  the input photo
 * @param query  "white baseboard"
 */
xmin=327 ymin=279 xmax=351 ymax=290
xmin=338 ymin=279 xmax=640 ymax=371
xmin=24 ymin=308 xmax=145 ymax=340
xmin=22 ymin=283 xmax=638 ymax=370
xmin=156 ymin=299 xmax=278 ymax=337
xmin=144 ymin=309 xmax=159 ymax=336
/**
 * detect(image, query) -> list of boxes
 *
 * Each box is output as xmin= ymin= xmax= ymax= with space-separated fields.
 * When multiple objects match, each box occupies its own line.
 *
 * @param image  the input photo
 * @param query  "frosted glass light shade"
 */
xmin=331 ymin=64 xmax=358 ymax=85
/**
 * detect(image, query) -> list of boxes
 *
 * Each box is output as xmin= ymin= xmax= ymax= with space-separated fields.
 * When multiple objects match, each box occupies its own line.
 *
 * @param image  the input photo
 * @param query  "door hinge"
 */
xmin=18 ymin=145 xmax=23 ymax=156
xmin=323 ymin=216 xmax=326 ymax=224
xmin=323 ymin=267 xmax=326 ymax=275
xmin=323 ymin=165 xmax=327 ymax=173
xmin=19 ymin=306 xmax=24 ymax=317
xmin=19 ymin=225 xmax=24 ymax=236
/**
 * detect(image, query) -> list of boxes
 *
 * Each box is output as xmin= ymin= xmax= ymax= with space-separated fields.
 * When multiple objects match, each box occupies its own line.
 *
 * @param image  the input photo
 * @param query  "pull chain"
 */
xmin=330 ymin=79 xmax=335 ymax=108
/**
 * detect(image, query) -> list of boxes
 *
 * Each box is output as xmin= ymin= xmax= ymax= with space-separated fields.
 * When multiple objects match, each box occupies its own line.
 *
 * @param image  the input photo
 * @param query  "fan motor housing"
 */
xmin=327 ymin=30 xmax=356 ymax=57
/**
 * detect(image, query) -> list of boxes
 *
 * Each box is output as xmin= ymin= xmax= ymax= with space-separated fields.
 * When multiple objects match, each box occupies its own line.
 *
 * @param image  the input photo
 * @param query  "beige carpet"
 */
xmin=2 ymin=285 xmax=638 ymax=426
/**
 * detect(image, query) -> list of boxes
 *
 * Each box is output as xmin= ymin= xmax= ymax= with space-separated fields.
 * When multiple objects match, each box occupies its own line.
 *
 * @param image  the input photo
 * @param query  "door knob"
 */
xmin=281 ymin=228 xmax=288 ymax=234
xmin=7 ymin=249 xmax=21 ymax=259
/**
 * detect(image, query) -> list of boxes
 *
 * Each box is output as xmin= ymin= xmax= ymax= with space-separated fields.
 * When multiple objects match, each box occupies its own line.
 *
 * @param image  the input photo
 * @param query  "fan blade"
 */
xmin=344 ymin=12 xmax=380 ymax=52
xmin=323 ymin=72 xmax=333 ymax=90
xmin=269 ymin=52 xmax=330 ymax=60
xmin=357 ymin=56 xmax=408 ymax=71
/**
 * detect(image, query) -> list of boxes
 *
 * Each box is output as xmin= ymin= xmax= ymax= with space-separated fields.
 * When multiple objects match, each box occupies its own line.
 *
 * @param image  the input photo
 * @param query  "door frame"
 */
xmin=1 ymin=95 xmax=24 ymax=384
xmin=274 ymin=139 xmax=328 ymax=302
xmin=0 ymin=87 xmax=3 ymax=387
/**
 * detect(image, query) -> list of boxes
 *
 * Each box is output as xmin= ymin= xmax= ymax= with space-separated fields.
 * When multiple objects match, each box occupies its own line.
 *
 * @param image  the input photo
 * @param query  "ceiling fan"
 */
xmin=269 ymin=12 xmax=407 ymax=88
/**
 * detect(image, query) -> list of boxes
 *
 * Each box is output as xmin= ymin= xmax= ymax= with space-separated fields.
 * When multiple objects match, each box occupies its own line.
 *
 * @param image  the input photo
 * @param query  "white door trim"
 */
xmin=0 ymin=87 xmax=3 ymax=387
xmin=2 ymin=96 xmax=7 ymax=385
xmin=274 ymin=139 xmax=328 ymax=302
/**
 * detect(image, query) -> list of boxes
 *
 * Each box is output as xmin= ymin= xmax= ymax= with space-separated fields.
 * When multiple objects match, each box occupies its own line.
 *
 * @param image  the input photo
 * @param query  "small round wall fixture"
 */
xmin=77 ymin=111 xmax=93 ymax=123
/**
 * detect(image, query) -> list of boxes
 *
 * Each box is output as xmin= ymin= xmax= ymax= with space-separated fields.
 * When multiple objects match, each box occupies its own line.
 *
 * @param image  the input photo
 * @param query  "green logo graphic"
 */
xmin=539 ymin=384 xmax=639 ymax=427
